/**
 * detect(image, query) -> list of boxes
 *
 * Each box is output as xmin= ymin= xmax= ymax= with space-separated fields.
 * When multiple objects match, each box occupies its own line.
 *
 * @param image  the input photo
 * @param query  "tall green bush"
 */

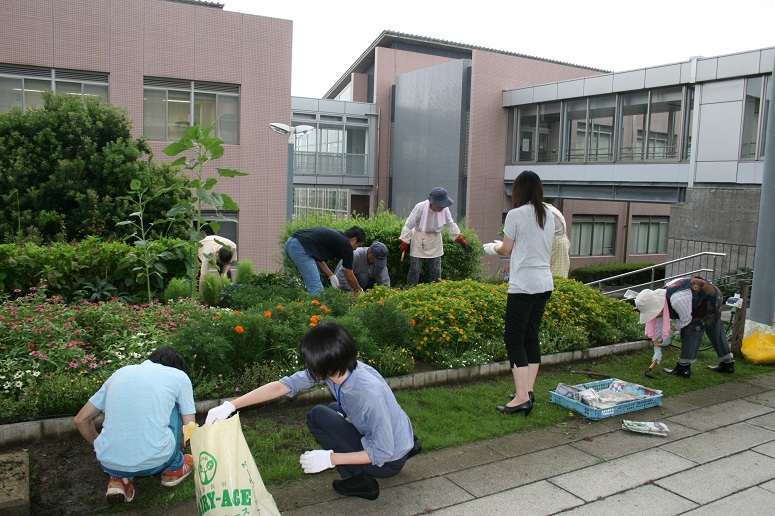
xmin=0 ymin=93 xmax=189 ymax=244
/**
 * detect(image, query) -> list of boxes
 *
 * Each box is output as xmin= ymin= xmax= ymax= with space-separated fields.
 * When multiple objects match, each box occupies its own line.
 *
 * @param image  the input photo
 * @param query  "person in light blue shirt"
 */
xmin=74 ymin=347 xmax=196 ymax=504
xmin=206 ymin=322 xmax=420 ymax=501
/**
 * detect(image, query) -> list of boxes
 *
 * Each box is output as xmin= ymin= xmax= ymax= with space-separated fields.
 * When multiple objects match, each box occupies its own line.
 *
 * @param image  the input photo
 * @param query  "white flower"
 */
xmin=14 ymin=371 xmax=23 ymax=379
xmin=14 ymin=381 xmax=23 ymax=388
xmin=3 ymin=382 xmax=10 ymax=389
xmin=31 ymin=371 xmax=41 ymax=377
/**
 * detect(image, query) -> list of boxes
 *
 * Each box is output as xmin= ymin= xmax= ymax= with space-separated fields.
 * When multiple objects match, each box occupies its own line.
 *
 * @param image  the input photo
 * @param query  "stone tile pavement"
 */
xmin=123 ymin=373 xmax=775 ymax=515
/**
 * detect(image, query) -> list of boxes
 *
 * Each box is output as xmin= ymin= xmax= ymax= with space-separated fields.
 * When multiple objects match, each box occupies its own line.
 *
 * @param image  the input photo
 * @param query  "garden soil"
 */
xmin=13 ymin=403 xmax=312 ymax=515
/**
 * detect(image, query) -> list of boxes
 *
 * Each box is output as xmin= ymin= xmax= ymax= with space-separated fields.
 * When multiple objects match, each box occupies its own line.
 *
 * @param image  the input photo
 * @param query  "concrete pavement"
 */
xmin=127 ymin=372 xmax=775 ymax=515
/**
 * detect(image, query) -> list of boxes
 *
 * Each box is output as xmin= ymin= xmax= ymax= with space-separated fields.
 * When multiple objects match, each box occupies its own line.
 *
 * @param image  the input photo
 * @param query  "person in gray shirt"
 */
xmin=206 ymin=322 xmax=421 ymax=500
xmin=333 ymin=241 xmax=390 ymax=291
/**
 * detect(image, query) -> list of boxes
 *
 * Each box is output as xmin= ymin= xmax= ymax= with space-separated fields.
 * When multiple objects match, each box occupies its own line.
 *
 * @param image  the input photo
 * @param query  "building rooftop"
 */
xmin=324 ymin=30 xmax=609 ymax=99
xmin=162 ymin=0 xmax=224 ymax=9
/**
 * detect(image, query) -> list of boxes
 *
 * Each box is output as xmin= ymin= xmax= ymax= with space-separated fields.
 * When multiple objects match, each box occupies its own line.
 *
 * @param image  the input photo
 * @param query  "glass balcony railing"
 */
xmin=293 ymin=152 xmax=367 ymax=176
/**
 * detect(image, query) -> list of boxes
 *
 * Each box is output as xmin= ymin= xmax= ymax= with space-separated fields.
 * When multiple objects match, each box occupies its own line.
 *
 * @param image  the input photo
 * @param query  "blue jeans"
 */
xmin=285 ymin=236 xmax=323 ymax=294
xmin=101 ymin=405 xmax=185 ymax=479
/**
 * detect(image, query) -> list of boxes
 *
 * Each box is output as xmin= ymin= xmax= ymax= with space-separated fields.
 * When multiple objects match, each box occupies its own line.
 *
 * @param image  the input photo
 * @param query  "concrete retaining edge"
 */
xmin=0 ymin=340 xmax=650 ymax=448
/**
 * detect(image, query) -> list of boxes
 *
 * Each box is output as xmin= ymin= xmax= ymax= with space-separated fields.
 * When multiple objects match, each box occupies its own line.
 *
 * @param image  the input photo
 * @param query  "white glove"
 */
xmin=661 ymin=336 xmax=671 ymax=347
xmin=205 ymin=401 xmax=235 ymax=425
xmin=651 ymin=347 xmax=662 ymax=364
xmin=328 ymin=275 xmax=340 ymax=288
xmin=299 ymin=450 xmax=334 ymax=473
xmin=482 ymin=240 xmax=502 ymax=256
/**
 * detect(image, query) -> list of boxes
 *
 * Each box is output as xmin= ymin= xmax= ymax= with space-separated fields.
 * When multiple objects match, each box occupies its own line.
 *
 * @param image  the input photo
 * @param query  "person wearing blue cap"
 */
xmin=333 ymin=241 xmax=391 ymax=291
xmin=399 ymin=187 xmax=472 ymax=286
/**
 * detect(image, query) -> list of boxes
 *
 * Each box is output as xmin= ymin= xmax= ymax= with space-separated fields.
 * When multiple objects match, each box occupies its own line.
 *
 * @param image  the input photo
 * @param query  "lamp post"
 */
xmin=269 ymin=122 xmax=314 ymax=221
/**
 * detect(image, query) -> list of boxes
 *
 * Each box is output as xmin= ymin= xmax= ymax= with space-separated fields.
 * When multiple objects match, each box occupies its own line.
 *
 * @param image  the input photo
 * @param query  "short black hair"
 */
xmin=344 ymin=226 xmax=366 ymax=244
xmin=147 ymin=347 xmax=187 ymax=372
xmin=216 ymin=247 xmax=233 ymax=265
xmin=300 ymin=322 xmax=358 ymax=380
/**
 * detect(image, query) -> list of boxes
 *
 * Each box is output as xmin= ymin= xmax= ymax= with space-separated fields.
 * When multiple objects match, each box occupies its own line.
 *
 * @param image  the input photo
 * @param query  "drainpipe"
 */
xmin=748 ymin=61 xmax=775 ymax=326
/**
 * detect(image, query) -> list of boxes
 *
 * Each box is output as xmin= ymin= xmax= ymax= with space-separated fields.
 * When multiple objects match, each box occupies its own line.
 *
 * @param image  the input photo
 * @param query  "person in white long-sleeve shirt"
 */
xmin=399 ymin=187 xmax=471 ymax=286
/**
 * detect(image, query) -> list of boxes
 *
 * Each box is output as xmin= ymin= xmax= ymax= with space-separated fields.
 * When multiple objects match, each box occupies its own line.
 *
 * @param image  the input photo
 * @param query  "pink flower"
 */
xmin=89 ymin=363 xmax=97 ymax=369
xmin=69 ymin=361 xmax=78 ymax=368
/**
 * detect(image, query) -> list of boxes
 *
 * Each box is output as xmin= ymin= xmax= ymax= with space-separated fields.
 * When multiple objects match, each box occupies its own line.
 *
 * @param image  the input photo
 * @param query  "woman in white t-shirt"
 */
xmin=483 ymin=171 xmax=554 ymax=415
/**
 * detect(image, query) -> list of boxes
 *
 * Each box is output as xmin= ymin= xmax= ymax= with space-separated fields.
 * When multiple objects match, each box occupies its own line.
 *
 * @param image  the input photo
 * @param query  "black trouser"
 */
xmin=306 ymin=403 xmax=407 ymax=478
xmin=504 ymin=291 xmax=552 ymax=367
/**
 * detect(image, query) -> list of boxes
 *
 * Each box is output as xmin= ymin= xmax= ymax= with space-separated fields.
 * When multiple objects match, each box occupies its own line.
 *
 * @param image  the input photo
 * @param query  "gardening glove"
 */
xmin=454 ymin=235 xmax=472 ymax=252
xmin=328 ymin=274 xmax=340 ymax=288
xmin=399 ymin=240 xmax=410 ymax=253
xmin=482 ymin=240 xmax=502 ymax=256
xmin=661 ymin=335 xmax=671 ymax=347
xmin=299 ymin=450 xmax=334 ymax=474
xmin=205 ymin=401 xmax=235 ymax=425
xmin=651 ymin=347 xmax=662 ymax=364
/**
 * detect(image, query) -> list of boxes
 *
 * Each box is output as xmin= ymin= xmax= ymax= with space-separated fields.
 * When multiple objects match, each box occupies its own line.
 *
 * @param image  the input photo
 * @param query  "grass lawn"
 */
xmin=54 ymin=346 xmax=774 ymax=513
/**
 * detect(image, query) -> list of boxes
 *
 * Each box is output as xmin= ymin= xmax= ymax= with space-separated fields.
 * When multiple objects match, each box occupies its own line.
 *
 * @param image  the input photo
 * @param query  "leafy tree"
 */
xmin=0 ymin=92 xmax=189 ymax=243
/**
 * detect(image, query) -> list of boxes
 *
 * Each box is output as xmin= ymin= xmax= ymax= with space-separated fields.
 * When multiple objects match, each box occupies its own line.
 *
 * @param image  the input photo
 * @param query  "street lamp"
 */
xmin=269 ymin=122 xmax=314 ymax=221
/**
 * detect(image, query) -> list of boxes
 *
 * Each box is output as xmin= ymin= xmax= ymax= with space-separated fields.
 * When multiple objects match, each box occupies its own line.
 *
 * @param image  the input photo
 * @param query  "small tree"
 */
xmin=0 ymin=92 xmax=188 ymax=243
xmin=163 ymin=124 xmax=248 ymax=295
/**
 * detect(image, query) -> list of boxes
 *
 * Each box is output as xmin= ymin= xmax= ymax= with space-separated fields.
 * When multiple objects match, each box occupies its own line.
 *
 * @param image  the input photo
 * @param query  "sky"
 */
xmin=222 ymin=0 xmax=775 ymax=99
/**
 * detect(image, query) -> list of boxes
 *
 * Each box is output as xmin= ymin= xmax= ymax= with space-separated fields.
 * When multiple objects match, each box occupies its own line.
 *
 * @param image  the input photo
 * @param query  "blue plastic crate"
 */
xmin=549 ymin=378 xmax=662 ymax=420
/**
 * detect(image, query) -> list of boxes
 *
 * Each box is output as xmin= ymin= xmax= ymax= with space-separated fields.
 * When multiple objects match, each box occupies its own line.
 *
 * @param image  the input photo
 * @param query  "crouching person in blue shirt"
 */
xmin=206 ymin=321 xmax=421 ymax=500
xmin=73 ymin=347 xmax=196 ymax=504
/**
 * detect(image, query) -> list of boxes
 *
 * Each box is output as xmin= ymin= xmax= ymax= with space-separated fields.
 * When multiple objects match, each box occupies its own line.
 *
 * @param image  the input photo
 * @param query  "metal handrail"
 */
xmin=585 ymin=252 xmax=726 ymax=296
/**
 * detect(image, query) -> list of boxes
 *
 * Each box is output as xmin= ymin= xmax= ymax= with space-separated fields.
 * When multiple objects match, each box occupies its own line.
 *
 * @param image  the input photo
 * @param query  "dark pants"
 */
xmin=406 ymin=256 xmax=441 ymax=286
xmin=306 ymin=403 xmax=407 ymax=479
xmin=504 ymin=291 xmax=552 ymax=368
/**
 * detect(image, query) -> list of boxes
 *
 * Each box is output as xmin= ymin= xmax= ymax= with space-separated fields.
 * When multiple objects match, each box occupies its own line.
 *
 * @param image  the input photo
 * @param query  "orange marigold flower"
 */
xmin=312 ymin=299 xmax=320 ymax=305
xmin=321 ymin=305 xmax=330 ymax=313
xmin=410 ymin=319 xmax=416 ymax=326
xmin=277 ymin=305 xmax=284 ymax=309
xmin=234 ymin=310 xmax=241 ymax=315
xmin=377 ymin=300 xmax=385 ymax=306
xmin=264 ymin=311 xmax=272 ymax=318
xmin=235 ymin=326 xmax=244 ymax=333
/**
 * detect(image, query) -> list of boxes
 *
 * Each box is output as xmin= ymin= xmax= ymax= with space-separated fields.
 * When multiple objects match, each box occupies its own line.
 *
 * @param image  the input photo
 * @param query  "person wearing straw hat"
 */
xmin=399 ymin=187 xmax=472 ymax=286
xmin=635 ymin=277 xmax=734 ymax=378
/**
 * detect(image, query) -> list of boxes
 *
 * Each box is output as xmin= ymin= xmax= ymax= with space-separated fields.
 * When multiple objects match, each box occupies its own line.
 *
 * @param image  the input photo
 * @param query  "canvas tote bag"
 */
xmin=191 ymin=413 xmax=281 ymax=516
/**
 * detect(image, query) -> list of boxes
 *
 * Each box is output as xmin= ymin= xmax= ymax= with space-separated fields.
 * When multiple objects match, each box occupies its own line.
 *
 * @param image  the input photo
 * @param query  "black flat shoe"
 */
xmin=333 ymin=472 xmax=379 ymax=500
xmin=708 ymin=361 xmax=735 ymax=374
xmin=508 ymin=391 xmax=535 ymax=402
xmin=496 ymin=400 xmax=533 ymax=416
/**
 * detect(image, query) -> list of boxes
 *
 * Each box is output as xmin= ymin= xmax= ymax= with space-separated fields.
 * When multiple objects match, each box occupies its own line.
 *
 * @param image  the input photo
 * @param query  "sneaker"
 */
xmin=161 ymin=454 xmax=194 ymax=487
xmin=105 ymin=477 xmax=135 ymax=504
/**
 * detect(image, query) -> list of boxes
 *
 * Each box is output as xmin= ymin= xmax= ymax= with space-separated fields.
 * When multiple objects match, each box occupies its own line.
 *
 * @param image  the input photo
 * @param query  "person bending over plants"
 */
xmin=206 ymin=321 xmax=422 ymax=500
xmin=73 ymin=347 xmax=196 ymax=504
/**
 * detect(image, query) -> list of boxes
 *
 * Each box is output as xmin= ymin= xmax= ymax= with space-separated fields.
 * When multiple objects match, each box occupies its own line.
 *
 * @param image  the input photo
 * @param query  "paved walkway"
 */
xmin=122 ymin=373 xmax=775 ymax=515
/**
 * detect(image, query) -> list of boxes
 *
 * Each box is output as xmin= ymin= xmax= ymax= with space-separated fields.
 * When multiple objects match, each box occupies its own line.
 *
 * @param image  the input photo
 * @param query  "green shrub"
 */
xmin=234 ymin=260 xmax=254 ymax=283
xmin=0 ymin=236 xmax=187 ymax=299
xmin=540 ymin=319 xmax=590 ymax=354
xmin=221 ymin=272 xmax=306 ymax=310
xmin=570 ymin=263 xmax=665 ymax=286
xmin=164 ymin=277 xmax=194 ymax=302
xmin=200 ymin=274 xmax=231 ymax=306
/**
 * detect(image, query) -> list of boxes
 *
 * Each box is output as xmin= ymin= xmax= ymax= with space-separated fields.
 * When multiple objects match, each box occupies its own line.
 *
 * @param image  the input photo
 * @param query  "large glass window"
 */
xmin=570 ymin=216 xmax=616 ymax=256
xmin=618 ymin=91 xmax=649 ymax=160
xmin=537 ymin=102 xmax=561 ymax=163
xmin=562 ymin=99 xmax=587 ymax=162
xmin=647 ymin=87 xmax=682 ymax=159
xmin=293 ymin=187 xmax=349 ymax=219
xmin=143 ymin=79 xmax=239 ymax=143
xmin=0 ymin=68 xmax=108 ymax=114
xmin=290 ymin=114 xmax=370 ymax=176
xmin=630 ymin=216 xmax=669 ymax=254
xmin=682 ymin=86 xmax=694 ymax=160
xmin=741 ymin=76 xmax=763 ymax=159
xmin=588 ymin=95 xmax=616 ymax=162
xmin=517 ymin=105 xmax=537 ymax=161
